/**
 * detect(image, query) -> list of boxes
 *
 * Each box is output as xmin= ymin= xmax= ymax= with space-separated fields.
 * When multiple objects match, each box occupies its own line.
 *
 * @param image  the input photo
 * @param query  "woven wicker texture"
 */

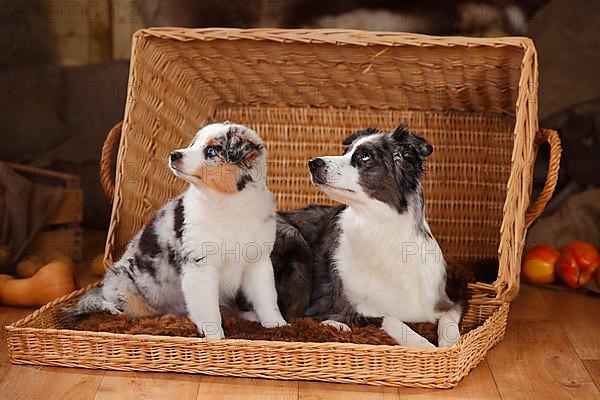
xmin=106 ymin=28 xmax=546 ymax=300
xmin=7 ymin=28 xmax=561 ymax=388
xmin=7 ymin=282 xmax=508 ymax=388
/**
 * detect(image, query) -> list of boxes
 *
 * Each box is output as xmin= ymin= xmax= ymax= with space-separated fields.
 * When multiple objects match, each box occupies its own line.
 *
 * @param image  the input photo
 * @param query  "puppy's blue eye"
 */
xmin=360 ymin=152 xmax=370 ymax=162
xmin=206 ymin=146 xmax=217 ymax=158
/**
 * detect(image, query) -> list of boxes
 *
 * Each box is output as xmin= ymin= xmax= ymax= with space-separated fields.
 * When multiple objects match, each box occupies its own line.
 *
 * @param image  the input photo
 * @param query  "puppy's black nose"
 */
xmin=170 ymin=151 xmax=183 ymax=162
xmin=308 ymin=158 xmax=325 ymax=172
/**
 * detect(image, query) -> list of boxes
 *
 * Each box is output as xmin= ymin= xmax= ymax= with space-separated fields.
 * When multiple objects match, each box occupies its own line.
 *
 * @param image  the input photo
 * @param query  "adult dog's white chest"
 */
xmin=334 ymin=206 xmax=446 ymax=323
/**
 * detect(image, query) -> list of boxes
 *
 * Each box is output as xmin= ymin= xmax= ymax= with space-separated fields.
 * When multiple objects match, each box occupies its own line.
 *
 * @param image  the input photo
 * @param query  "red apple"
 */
xmin=556 ymin=241 xmax=600 ymax=289
xmin=522 ymin=245 xmax=560 ymax=285
xmin=595 ymin=267 xmax=600 ymax=288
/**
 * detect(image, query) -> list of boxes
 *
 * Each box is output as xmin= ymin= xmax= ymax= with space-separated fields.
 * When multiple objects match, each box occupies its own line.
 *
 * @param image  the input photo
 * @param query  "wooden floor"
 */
xmin=1 ymin=284 xmax=599 ymax=399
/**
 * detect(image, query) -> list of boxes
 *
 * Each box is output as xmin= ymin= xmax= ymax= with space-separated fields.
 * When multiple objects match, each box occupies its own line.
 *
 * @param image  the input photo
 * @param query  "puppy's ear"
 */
xmin=342 ymin=127 xmax=379 ymax=146
xmin=391 ymin=124 xmax=433 ymax=158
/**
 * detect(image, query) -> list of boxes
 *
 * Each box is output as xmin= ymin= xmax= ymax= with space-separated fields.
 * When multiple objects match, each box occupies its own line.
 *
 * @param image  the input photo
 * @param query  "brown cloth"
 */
xmin=526 ymin=188 xmax=600 ymax=251
xmin=0 ymin=163 xmax=64 ymax=272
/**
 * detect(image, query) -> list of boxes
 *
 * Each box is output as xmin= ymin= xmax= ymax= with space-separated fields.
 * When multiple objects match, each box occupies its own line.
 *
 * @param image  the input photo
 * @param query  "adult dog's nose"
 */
xmin=308 ymin=157 xmax=325 ymax=172
xmin=170 ymin=151 xmax=183 ymax=162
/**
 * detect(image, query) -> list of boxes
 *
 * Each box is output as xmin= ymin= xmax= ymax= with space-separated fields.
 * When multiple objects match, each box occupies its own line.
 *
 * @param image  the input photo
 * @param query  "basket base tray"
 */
xmin=6 ymin=287 xmax=509 ymax=389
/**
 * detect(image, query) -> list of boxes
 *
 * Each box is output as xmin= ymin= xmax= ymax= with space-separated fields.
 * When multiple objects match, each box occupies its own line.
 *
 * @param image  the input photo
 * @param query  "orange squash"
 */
xmin=90 ymin=253 xmax=106 ymax=276
xmin=15 ymin=256 xmax=45 ymax=278
xmin=0 ymin=261 xmax=75 ymax=307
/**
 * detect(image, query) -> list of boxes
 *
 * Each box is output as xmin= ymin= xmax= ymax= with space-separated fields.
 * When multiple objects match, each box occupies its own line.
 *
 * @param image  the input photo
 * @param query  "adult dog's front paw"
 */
xmin=438 ymin=320 xmax=461 ymax=348
xmin=261 ymin=319 xmax=289 ymax=329
xmin=417 ymin=339 xmax=437 ymax=349
xmin=321 ymin=320 xmax=351 ymax=332
xmin=438 ymin=333 xmax=461 ymax=348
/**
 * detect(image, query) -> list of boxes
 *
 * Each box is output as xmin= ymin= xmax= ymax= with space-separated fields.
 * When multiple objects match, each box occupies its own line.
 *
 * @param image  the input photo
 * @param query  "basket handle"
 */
xmin=497 ymin=129 xmax=561 ymax=302
xmin=100 ymin=121 xmax=123 ymax=202
xmin=524 ymin=129 xmax=562 ymax=229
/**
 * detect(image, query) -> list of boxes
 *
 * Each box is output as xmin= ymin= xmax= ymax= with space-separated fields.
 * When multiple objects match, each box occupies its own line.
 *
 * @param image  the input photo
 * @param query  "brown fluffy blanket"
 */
xmin=70 ymin=258 xmax=495 ymax=346
xmin=73 ymin=313 xmax=440 ymax=345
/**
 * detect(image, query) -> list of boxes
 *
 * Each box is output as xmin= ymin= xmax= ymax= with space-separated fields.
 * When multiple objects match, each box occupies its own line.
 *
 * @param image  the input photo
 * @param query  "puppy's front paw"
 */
xmin=239 ymin=310 xmax=259 ymax=322
xmin=321 ymin=320 xmax=351 ymax=332
xmin=203 ymin=330 xmax=225 ymax=340
xmin=199 ymin=322 xmax=224 ymax=340
xmin=104 ymin=302 xmax=123 ymax=315
xmin=261 ymin=319 xmax=289 ymax=329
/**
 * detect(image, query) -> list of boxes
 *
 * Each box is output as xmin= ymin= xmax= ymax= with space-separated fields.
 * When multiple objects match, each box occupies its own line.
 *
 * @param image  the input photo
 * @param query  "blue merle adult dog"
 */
xmin=271 ymin=125 xmax=463 ymax=348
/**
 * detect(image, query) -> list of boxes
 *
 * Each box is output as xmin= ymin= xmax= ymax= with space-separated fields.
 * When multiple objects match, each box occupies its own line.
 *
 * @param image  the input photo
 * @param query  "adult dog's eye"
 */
xmin=206 ymin=146 xmax=217 ymax=158
xmin=394 ymin=149 xmax=409 ymax=161
xmin=359 ymin=152 xmax=370 ymax=162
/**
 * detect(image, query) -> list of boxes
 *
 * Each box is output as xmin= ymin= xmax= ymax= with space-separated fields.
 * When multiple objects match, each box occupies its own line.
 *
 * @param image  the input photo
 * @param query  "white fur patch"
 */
xmin=178 ymin=174 xmax=286 ymax=335
xmin=335 ymin=205 xmax=446 ymax=324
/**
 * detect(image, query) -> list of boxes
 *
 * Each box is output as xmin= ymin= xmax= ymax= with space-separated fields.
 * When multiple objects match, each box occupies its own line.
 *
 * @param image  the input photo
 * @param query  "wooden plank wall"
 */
xmin=48 ymin=0 xmax=144 ymax=65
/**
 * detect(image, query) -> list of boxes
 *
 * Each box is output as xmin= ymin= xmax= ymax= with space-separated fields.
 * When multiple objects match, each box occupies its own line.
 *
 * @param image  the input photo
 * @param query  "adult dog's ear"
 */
xmin=341 ymin=127 xmax=379 ymax=146
xmin=410 ymin=134 xmax=433 ymax=157
xmin=391 ymin=124 xmax=433 ymax=158
xmin=391 ymin=124 xmax=410 ymax=143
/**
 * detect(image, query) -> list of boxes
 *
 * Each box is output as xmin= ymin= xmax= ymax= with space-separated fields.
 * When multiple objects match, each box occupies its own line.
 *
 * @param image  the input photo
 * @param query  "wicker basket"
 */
xmin=7 ymin=28 xmax=561 ymax=388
